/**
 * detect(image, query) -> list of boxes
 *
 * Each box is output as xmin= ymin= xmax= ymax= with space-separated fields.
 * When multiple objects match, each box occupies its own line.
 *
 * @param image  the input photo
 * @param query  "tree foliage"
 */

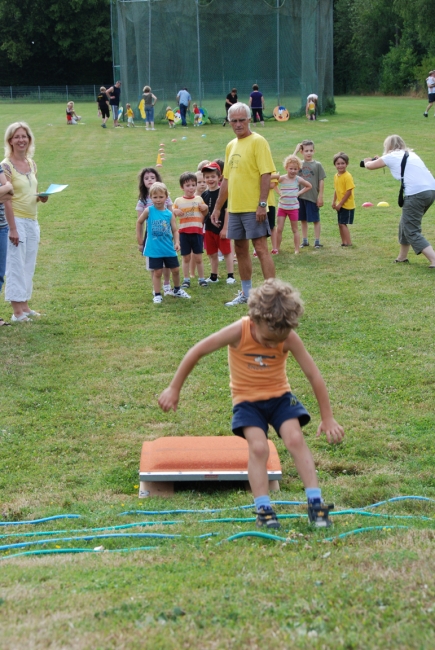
xmin=0 ymin=0 xmax=112 ymax=85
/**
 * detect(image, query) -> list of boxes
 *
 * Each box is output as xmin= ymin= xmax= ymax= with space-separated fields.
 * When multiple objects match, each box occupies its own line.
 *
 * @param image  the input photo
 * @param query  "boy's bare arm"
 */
xmin=335 ymin=189 xmax=352 ymax=211
xmin=158 ymin=320 xmax=243 ymax=412
xmin=170 ymin=215 xmax=180 ymax=250
xmin=285 ymin=331 xmax=344 ymax=444
xmin=293 ymin=143 xmax=303 ymax=157
xmin=317 ymin=179 xmax=324 ymax=207
xmin=211 ymin=179 xmax=228 ymax=225
xmin=136 ymin=209 xmax=148 ymax=249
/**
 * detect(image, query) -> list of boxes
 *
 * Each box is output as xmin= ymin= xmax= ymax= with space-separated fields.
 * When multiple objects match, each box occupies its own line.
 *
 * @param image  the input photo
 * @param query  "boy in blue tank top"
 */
xmin=136 ymin=182 xmax=191 ymax=303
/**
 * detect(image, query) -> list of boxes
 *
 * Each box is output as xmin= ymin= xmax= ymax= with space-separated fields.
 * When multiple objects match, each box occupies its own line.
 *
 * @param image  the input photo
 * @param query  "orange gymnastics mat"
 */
xmin=139 ymin=436 xmax=282 ymax=497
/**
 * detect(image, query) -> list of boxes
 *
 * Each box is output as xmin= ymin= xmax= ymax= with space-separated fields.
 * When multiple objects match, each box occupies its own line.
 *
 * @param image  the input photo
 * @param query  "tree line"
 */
xmin=0 ymin=0 xmax=434 ymax=94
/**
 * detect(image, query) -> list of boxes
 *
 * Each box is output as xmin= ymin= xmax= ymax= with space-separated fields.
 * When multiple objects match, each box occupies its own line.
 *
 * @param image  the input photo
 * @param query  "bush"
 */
xmin=380 ymin=42 xmax=418 ymax=94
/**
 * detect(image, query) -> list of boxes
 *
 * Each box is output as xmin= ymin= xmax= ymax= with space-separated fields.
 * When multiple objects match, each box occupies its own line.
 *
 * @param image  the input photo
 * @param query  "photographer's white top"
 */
xmin=382 ymin=150 xmax=435 ymax=196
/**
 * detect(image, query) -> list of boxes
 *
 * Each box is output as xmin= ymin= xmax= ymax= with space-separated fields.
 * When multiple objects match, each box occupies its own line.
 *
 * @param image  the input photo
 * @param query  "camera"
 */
xmin=360 ymin=158 xmax=377 ymax=168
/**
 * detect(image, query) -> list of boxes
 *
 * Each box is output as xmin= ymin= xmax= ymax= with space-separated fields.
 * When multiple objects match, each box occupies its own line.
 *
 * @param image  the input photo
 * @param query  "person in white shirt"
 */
xmin=424 ymin=71 xmax=435 ymax=117
xmin=363 ymin=134 xmax=435 ymax=268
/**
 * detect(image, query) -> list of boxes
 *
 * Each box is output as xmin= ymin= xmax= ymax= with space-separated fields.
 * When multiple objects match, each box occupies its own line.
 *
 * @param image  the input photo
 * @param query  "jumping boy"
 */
xmin=159 ymin=278 xmax=344 ymax=529
xmin=201 ymin=161 xmax=236 ymax=285
xmin=293 ymin=140 xmax=326 ymax=249
xmin=173 ymin=172 xmax=209 ymax=288
xmin=137 ymin=182 xmax=190 ymax=303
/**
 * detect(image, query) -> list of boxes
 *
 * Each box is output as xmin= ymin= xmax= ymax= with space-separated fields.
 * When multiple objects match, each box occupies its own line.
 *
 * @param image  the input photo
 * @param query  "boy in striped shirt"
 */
xmin=173 ymin=172 xmax=209 ymax=288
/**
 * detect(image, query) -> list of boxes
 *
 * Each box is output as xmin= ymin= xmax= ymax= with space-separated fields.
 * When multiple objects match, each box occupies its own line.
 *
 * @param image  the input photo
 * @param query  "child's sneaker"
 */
xmin=225 ymin=291 xmax=248 ymax=306
xmin=226 ymin=277 xmax=236 ymax=284
xmin=314 ymin=243 xmax=323 ymax=249
xmin=205 ymin=276 xmax=219 ymax=283
xmin=198 ymin=279 xmax=209 ymax=287
xmin=255 ymin=506 xmax=280 ymax=530
xmin=271 ymin=249 xmax=279 ymax=255
xmin=424 ymin=112 xmax=428 ymax=117
xmin=163 ymin=286 xmax=173 ymax=295
xmin=173 ymin=288 xmax=191 ymax=299
xmin=307 ymin=501 xmax=334 ymax=528
xmin=153 ymin=294 xmax=163 ymax=304
xmin=181 ymin=279 xmax=190 ymax=289
xmin=300 ymin=241 xmax=310 ymax=248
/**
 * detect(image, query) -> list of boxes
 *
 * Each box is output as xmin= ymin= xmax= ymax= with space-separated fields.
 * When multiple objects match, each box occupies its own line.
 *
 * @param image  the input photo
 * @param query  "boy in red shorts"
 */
xmin=201 ymin=161 xmax=236 ymax=284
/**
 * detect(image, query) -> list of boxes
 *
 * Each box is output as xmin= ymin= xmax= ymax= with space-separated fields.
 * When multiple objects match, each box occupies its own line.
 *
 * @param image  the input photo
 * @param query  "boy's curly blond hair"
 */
xmin=248 ymin=279 xmax=304 ymax=332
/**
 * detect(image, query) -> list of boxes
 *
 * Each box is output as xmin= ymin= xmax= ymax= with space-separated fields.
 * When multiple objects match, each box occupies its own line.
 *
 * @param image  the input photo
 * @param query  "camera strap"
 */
xmin=398 ymin=152 xmax=409 ymax=208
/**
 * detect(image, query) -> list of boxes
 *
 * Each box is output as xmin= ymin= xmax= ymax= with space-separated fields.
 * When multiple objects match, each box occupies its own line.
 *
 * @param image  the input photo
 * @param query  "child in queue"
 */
xmin=137 ymin=182 xmax=190 ymax=303
xmin=136 ymin=167 xmax=173 ymax=294
xmin=293 ymin=140 xmax=326 ymax=249
xmin=159 ymin=278 xmax=344 ymax=529
xmin=332 ymin=152 xmax=355 ymax=247
xmin=173 ymin=172 xmax=209 ymax=288
xmin=273 ymin=155 xmax=312 ymax=254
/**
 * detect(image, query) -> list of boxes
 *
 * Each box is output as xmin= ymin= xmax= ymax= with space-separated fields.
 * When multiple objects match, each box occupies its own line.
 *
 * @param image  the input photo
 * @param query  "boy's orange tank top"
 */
xmin=228 ymin=316 xmax=291 ymax=406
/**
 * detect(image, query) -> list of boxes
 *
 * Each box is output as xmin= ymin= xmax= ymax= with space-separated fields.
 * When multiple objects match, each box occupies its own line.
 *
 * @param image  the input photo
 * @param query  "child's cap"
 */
xmin=201 ymin=162 xmax=222 ymax=174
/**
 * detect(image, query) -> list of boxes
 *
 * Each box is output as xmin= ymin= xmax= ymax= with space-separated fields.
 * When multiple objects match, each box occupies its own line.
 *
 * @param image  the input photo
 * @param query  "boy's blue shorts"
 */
xmin=299 ymin=198 xmax=320 ymax=223
xmin=232 ymin=392 xmax=310 ymax=438
xmin=337 ymin=208 xmax=355 ymax=225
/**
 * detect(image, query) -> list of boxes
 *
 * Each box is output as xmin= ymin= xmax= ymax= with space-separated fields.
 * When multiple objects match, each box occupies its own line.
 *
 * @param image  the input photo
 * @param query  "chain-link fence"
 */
xmin=112 ymin=0 xmax=334 ymax=123
xmin=0 ymin=86 xmax=104 ymax=103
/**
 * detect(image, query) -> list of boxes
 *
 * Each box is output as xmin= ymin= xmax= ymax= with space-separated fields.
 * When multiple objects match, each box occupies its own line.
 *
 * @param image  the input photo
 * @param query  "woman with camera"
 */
xmin=363 ymin=135 xmax=435 ymax=267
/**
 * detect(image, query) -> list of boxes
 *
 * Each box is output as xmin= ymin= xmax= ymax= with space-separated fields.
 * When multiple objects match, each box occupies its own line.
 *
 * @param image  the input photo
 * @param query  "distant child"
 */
xmin=195 ymin=170 xmax=207 ymax=195
xmin=136 ymin=182 xmax=190 ymax=303
xmin=273 ymin=155 xmax=312 ymax=254
xmin=97 ymin=87 xmax=110 ymax=128
xmin=201 ymin=161 xmax=236 ymax=284
xmin=306 ymin=93 xmax=318 ymax=120
xmin=332 ymin=152 xmax=355 ymax=247
xmin=126 ymin=103 xmax=134 ymax=127
xmin=66 ymin=102 xmax=81 ymax=125
xmin=159 ymin=278 xmax=344 ymax=529
xmin=193 ymin=103 xmax=201 ymax=126
xmin=136 ymin=167 xmax=173 ymax=294
xmin=197 ymin=160 xmax=210 ymax=172
xmin=166 ymin=106 xmax=175 ymax=128
xmin=173 ymin=172 xmax=209 ymax=288
xmin=293 ymin=140 xmax=326 ymax=248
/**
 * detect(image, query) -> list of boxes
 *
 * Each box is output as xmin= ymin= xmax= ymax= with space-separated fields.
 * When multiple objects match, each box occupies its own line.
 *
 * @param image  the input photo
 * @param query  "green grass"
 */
xmin=1 ymin=97 xmax=435 ymax=649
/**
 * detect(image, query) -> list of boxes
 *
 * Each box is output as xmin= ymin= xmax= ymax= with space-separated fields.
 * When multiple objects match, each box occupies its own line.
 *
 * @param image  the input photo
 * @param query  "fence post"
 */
xmin=93 ymin=85 xmax=96 ymax=101
xmin=66 ymin=85 xmax=68 ymax=102
xmin=10 ymin=86 xmax=12 ymax=101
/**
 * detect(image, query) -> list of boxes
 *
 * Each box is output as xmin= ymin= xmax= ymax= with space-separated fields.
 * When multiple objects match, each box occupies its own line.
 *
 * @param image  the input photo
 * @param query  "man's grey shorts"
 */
xmin=228 ymin=212 xmax=271 ymax=240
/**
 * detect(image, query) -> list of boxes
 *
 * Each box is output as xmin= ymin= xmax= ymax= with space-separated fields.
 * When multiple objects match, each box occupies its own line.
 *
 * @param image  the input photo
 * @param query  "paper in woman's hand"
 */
xmin=38 ymin=184 xmax=68 ymax=197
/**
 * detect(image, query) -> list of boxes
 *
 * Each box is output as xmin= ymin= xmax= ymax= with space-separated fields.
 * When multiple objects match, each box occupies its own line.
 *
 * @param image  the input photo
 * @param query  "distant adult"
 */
xmin=364 ymin=134 xmax=435 ymax=267
xmin=249 ymin=84 xmax=265 ymax=127
xmin=423 ymin=71 xmax=435 ymax=118
xmin=176 ymin=87 xmax=191 ymax=127
xmin=97 ymin=86 xmax=110 ymax=128
xmin=142 ymin=86 xmax=157 ymax=131
xmin=2 ymin=122 xmax=48 ymax=322
xmin=223 ymin=88 xmax=238 ymax=126
xmin=107 ymin=80 xmax=122 ymax=127
xmin=210 ymin=102 xmax=275 ymax=306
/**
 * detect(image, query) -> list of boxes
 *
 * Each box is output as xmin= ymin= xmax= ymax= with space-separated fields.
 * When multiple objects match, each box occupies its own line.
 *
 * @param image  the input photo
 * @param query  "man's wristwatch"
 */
xmin=258 ymin=201 xmax=267 ymax=208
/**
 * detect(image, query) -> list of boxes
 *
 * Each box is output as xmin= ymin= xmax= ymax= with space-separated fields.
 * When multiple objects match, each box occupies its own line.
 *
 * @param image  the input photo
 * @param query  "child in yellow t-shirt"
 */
xmin=332 ymin=152 xmax=355 ymax=247
xmin=166 ymin=106 xmax=175 ymax=128
xmin=126 ymin=104 xmax=134 ymax=127
xmin=159 ymin=278 xmax=344 ymax=530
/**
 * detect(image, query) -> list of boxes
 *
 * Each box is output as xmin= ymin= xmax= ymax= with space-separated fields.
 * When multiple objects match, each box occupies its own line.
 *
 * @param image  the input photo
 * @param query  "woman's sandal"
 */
xmin=394 ymin=258 xmax=409 ymax=263
xmin=0 ymin=318 xmax=11 ymax=326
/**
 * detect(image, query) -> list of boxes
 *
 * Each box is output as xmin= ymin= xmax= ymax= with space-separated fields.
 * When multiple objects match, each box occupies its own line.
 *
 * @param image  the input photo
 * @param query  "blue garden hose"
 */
xmin=222 ymin=525 xmax=410 ymax=544
xmin=0 ymin=514 xmax=81 ymax=527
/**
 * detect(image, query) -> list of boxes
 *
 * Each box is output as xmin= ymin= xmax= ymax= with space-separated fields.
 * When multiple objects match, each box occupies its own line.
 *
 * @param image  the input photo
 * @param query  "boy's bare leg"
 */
xmin=152 ymin=269 xmax=163 ymax=294
xmin=339 ymin=224 xmax=352 ymax=245
xmin=291 ymin=221 xmax=300 ymax=253
xmin=300 ymin=220 xmax=308 ymax=241
xmin=279 ymin=419 xmax=318 ymax=488
xmin=276 ymin=217 xmax=285 ymax=251
xmin=243 ymin=427 xmax=270 ymax=497
xmin=182 ymin=254 xmax=191 ymax=279
xmin=163 ymin=268 xmax=171 ymax=285
xmin=190 ymin=255 xmax=196 ymax=278
xmin=209 ymin=252 xmax=219 ymax=275
xmin=252 ymin=236 xmax=275 ymax=279
xmin=223 ymin=252 xmax=234 ymax=274
xmin=172 ymin=268 xmax=180 ymax=286
xmin=194 ymin=253 xmax=205 ymax=278
xmin=313 ymin=221 xmax=321 ymax=240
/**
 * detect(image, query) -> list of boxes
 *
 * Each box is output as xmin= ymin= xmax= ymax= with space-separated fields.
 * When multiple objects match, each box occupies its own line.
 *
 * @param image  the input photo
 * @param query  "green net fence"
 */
xmin=111 ymin=0 xmax=333 ymax=123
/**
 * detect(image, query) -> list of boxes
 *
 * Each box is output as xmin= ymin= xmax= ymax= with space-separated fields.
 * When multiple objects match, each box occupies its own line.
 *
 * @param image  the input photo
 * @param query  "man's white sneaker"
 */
xmin=225 ymin=291 xmax=248 ymax=306
xmin=226 ymin=277 xmax=236 ymax=285
xmin=173 ymin=288 xmax=191 ymax=299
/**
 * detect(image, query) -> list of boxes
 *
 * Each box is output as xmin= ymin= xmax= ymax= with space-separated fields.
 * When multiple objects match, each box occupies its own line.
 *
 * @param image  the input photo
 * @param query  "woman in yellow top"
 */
xmin=2 ymin=122 xmax=48 ymax=322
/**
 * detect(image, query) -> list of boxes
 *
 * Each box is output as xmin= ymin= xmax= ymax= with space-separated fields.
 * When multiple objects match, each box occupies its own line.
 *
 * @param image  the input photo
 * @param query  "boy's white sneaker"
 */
xmin=226 ymin=277 xmax=236 ymax=285
xmin=153 ymin=295 xmax=163 ymax=304
xmin=173 ymin=288 xmax=191 ymax=299
xmin=205 ymin=277 xmax=219 ymax=283
xmin=163 ymin=286 xmax=173 ymax=295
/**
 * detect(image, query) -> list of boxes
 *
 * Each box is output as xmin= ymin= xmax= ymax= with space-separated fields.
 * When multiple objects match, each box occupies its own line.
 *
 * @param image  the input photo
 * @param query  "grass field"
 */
xmin=1 ymin=97 xmax=435 ymax=649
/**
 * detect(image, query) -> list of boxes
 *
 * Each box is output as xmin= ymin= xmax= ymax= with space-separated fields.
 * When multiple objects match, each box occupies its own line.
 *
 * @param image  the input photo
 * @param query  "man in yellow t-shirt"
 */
xmin=210 ymin=102 xmax=276 ymax=306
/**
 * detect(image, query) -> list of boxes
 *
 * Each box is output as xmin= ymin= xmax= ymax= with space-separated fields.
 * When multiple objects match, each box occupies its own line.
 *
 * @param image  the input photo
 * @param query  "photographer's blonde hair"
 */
xmin=4 ymin=122 xmax=35 ymax=159
xmin=383 ymin=134 xmax=410 ymax=155
xmin=248 ymin=279 xmax=304 ymax=333
xmin=283 ymin=154 xmax=302 ymax=170
xmin=149 ymin=181 xmax=168 ymax=197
